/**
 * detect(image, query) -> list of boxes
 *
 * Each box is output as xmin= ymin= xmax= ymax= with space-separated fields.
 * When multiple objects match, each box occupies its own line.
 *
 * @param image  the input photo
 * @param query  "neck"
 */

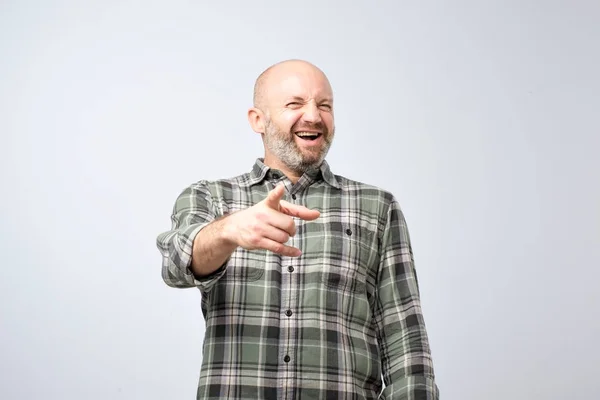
xmin=262 ymin=155 xmax=302 ymax=184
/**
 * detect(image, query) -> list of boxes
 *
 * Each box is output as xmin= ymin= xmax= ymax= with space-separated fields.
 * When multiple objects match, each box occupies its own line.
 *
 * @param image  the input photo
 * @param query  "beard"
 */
xmin=263 ymin=118 xmax=334 ymax=175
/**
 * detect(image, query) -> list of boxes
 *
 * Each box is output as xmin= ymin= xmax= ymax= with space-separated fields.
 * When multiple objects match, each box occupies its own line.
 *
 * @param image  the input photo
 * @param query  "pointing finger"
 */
xmin=264 ymin=184 xmax=286 ymax=210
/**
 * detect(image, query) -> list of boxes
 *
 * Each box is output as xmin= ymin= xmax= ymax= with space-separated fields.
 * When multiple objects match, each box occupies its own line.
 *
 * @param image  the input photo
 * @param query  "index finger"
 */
xmin=263 ymin=184 xmax=286 ymax=210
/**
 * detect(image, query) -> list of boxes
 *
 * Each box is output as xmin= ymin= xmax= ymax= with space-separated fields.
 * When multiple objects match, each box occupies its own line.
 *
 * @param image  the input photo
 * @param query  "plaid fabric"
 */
xmin=156 ymin=158 xmax=439 ymax=400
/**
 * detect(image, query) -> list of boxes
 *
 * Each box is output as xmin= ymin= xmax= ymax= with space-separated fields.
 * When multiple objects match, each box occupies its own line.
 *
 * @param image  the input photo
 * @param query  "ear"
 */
xmin=247 ymin=107 xmax=266 ymax=133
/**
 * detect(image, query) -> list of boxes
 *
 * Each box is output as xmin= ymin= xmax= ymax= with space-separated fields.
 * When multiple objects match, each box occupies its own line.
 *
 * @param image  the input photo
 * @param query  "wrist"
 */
xmin=217 ymin=213 xmax=238 ymax=247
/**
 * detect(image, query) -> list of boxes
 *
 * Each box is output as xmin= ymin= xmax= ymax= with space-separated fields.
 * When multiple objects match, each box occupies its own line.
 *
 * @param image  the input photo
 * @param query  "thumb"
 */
xmin=264 ymin=184 xmax=286 ymax=209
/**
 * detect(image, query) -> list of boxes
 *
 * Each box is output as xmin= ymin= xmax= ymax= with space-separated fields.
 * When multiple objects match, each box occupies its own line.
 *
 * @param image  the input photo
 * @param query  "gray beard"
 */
xmin=263 ymin=119 xmax=333 ymax=175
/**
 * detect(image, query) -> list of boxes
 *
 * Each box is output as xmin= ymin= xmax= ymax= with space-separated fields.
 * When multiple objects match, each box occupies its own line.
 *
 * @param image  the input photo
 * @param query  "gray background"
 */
xmin=1 ymin=1 xmax=599 ymax=399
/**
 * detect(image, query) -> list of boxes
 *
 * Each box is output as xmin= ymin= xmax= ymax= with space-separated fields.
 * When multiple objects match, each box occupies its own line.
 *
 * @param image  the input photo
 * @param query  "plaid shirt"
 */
xmin=156 ymin=158 xmax=439 ymax=400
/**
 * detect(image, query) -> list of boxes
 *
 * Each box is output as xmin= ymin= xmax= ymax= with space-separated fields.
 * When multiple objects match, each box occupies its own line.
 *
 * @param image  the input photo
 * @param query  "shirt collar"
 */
xmin=242 ymin=158 xmax=341 ymax=189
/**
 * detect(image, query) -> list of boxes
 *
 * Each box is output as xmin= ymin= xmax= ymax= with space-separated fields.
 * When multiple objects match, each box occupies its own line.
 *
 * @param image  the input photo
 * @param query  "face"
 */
xmin=255 ymin=65 xmax=335 ymax=175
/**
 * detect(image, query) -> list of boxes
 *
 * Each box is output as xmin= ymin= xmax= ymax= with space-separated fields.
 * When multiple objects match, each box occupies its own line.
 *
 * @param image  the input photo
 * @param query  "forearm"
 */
xmin=156 ymin=181 xmax=232 ymax=289
xmin=190 ymin=215 xmax=238 ymax=278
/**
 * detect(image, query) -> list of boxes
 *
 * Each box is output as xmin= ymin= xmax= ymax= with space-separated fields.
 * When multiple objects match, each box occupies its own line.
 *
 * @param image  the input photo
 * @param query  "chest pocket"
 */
xmin=321 ymin=222 xmax=379 ymax=294
xmin=221 ymin=248 xmax=265 ymax=282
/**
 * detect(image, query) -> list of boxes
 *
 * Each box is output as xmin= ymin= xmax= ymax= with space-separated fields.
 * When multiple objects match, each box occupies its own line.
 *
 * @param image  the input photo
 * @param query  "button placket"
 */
xmin=280 ymin=190 xmax=295 ymax=373
xmin=283 ymin=188 xmax=301 ymax=373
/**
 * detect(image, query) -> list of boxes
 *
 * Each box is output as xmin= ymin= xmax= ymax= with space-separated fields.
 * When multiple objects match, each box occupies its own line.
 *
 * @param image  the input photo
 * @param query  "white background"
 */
xmin=1 ymin=1 xmax=599 ymax=399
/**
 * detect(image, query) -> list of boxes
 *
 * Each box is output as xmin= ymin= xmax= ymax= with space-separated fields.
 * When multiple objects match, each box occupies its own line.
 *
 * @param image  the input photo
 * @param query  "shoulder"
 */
xmin=334 ymin=174 xmax=397 ymax=205
xmin=186 ymin=170 xmax=252 ymax=197
xmin=332 ymin=174 xmax=405 ymax=232
xmin=172 ymin=172 xmax=250 ymax=214
xmin=333 ymin=175 xmax=412 ymax=242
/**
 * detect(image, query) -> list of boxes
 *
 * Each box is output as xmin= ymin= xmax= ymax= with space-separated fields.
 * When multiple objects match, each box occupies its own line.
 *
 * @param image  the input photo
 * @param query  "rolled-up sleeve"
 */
xmin=374 ymin=198 xmax=439 ymax=399
xmin=156 ymin=181 xmax=227 ymax=291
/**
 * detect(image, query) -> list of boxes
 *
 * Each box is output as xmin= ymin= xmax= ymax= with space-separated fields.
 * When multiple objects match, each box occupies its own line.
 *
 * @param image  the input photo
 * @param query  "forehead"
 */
xmin=266 ymin=67 xmax=333 ymax=103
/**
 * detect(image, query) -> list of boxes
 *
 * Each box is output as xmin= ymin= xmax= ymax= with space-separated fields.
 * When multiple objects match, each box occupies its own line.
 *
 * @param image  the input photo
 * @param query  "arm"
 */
xmin=374 ymin=198 xmax=439 ymax=399
xmin=156 ymin=181 xmax=233 ymax=291
xmin=190 ymin=215 xmax=238 ymax=278
xmin=156 ymin=183 xmax=319 ymax=290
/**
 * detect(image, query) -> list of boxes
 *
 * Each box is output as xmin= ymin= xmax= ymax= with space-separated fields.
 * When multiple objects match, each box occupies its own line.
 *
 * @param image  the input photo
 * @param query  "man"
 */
xmin=156 ymin=59 xmax=439 ymax=399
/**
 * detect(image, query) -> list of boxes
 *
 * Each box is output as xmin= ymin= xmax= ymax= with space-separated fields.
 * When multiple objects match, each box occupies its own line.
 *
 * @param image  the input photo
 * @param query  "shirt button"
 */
xmin=284 ymin=355 xmax=291 ymax=363
xmin=287 ymin=266 xmax=294 ymax=273
xmin=285 ymin=309 xmax=293 ymax=317
xmin=345 ymin=228 xmax=352 ymax=236
xmin=291 ymin=194 xmax=297 ymax=200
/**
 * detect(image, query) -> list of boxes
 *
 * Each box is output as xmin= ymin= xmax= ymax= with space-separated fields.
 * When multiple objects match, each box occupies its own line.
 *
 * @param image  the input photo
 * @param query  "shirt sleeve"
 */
xmin=373 ymin=198 xmax=439 ymax=400
xmin=156 ymin=181 xmax=227 ymax=291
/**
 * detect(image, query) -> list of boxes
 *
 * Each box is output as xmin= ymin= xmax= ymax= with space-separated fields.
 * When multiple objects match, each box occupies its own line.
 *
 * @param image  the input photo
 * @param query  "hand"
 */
xmin=225 ymin=184 xmax=320 ymax=257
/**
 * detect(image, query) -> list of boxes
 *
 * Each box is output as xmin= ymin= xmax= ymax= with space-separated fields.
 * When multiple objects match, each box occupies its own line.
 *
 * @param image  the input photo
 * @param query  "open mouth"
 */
xmin=295 ymin=131 xmax=322 ymax=141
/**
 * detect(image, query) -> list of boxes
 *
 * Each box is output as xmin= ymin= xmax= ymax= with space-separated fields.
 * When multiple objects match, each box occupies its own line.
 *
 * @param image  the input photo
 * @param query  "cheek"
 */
xmin=323 ymin=114 xmax=335 ymax=130
xmin=282 ymin=113 xmax=303 ymax=130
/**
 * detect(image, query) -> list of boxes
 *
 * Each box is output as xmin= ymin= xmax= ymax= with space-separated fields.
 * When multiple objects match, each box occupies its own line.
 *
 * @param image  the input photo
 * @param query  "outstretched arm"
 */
xmin=156 ymin=181 xmax=229 ymax=290
xmin=156 ymin=183 xmax=320 ymax=290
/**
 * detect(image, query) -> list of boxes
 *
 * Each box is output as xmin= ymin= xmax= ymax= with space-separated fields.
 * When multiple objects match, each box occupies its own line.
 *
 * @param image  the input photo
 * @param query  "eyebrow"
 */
xmin=285 ymin=96 xmax=333 ymax=103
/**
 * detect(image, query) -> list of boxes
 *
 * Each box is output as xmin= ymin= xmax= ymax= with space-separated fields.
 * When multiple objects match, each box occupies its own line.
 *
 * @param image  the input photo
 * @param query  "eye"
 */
xmin=319 ymin=104 xmax=332 ymax=110
xmin=286 ymin=102 xmax=302 ymax=108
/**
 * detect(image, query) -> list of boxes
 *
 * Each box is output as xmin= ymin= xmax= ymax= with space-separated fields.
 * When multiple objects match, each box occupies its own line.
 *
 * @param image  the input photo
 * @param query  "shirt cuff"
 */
xmin=161 ymin=222 xmax=228 ymax=291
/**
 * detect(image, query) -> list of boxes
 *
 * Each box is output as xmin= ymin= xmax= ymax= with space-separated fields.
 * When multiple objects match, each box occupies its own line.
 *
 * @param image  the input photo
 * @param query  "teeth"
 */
xmin=296 ymin=132 xmax=320 ymax=137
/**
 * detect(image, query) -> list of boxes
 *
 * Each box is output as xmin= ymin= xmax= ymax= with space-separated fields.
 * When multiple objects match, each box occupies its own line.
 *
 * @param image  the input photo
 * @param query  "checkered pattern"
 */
xmin=156 ymin=158 xmax=439 ymax=400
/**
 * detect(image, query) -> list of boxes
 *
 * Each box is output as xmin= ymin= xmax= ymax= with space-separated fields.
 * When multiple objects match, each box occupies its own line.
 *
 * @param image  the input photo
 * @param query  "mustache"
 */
xmin=291 ymin=121 xmax=328 ymax=135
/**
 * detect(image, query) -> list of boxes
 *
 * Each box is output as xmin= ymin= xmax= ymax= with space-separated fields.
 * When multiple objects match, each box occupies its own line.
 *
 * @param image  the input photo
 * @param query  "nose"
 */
xmin=301 ymin=101 xmax=322 ymax=124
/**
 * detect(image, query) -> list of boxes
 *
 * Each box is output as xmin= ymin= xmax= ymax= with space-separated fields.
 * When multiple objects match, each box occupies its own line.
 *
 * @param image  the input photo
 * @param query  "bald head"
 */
xmin=252 ymin=59 xmax=332 ymax=110
xmin=247 ymin=59 xmax=336 ymax=177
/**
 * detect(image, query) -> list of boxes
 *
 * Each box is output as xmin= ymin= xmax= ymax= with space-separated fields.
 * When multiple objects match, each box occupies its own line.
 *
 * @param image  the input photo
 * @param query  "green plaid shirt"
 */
xmin=156 ymin=158 xmax=439 ymax=400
